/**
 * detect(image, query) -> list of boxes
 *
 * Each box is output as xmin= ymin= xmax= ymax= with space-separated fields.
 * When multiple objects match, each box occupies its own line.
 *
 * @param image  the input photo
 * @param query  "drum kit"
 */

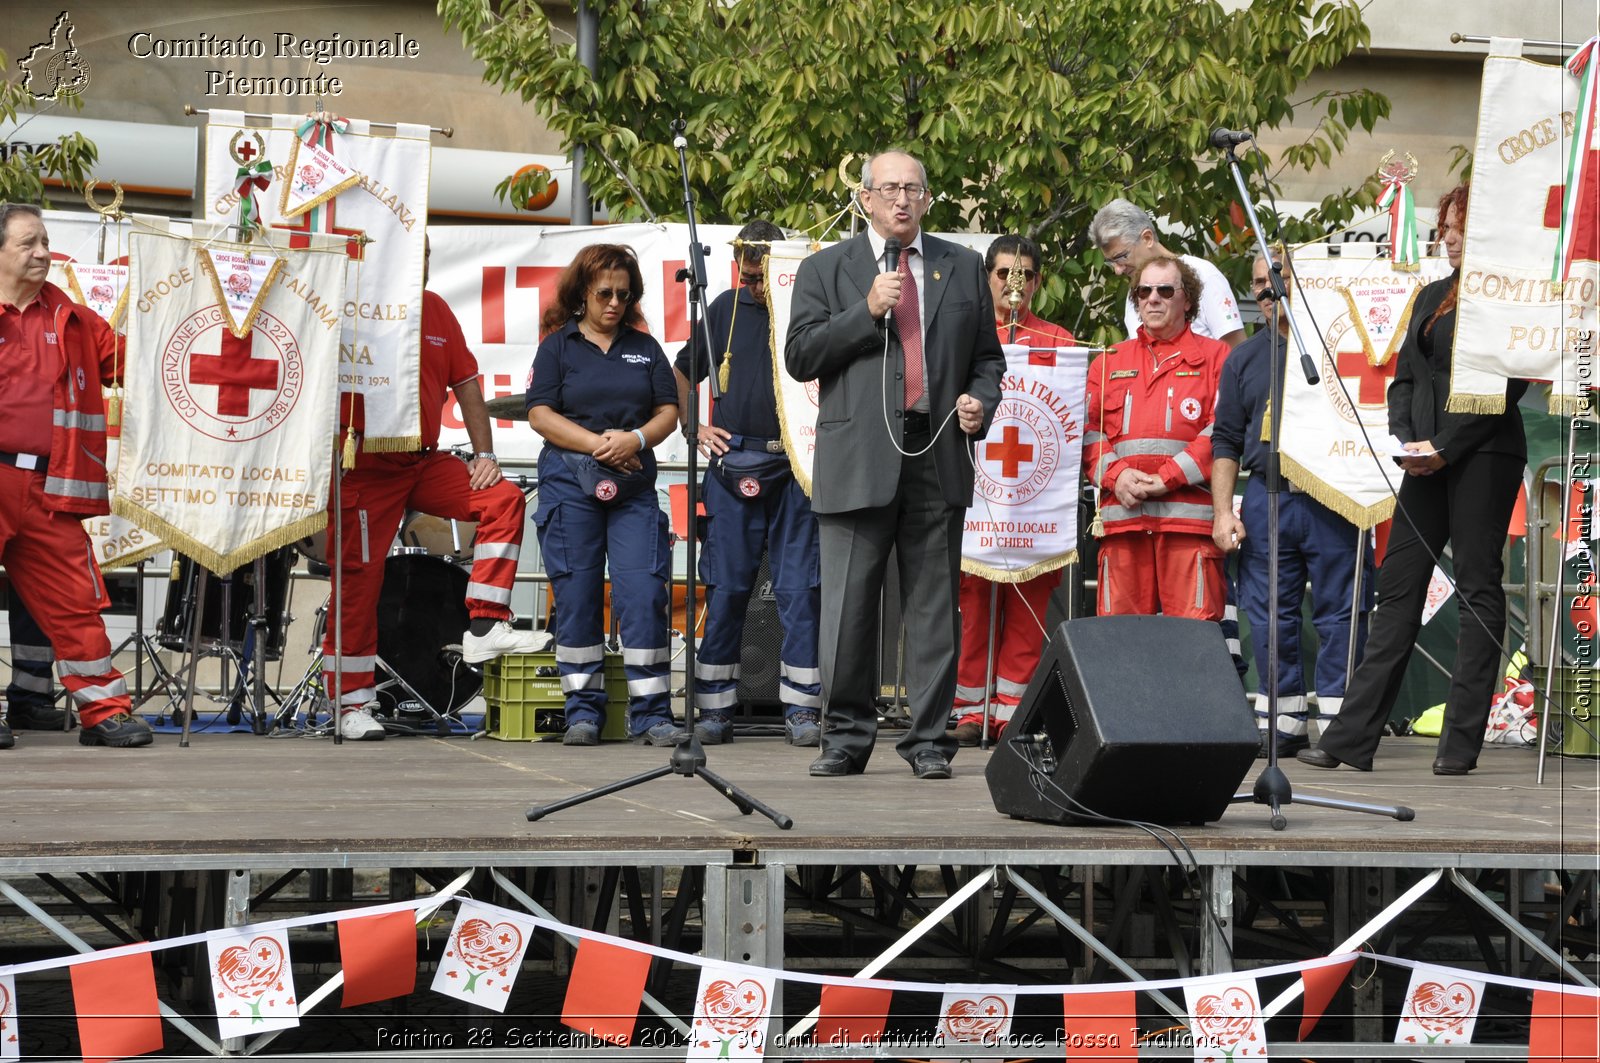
xmin=143 ymin=447 xmax=536 ymax=740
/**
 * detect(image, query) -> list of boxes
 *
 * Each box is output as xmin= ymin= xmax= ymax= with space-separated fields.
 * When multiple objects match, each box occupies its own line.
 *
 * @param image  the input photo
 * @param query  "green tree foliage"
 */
xmin=439 ymin=0 xmax=1388 ymax=341
xmin=1 ymin=46 xmax=99 ymax=208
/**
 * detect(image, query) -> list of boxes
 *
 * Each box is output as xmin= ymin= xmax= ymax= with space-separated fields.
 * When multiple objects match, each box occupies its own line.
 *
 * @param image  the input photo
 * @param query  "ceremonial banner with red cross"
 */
xmin=767 ymin=239 xmax=827 ymax=493
xmin=1282 ymin=244 xmax=1454 ymax=528
xmin=116 ymin=225 xmax=346 ymax=572
xmin=960 ymin=343 xmax=1087 ymax=581
xmin=1454 ymin=38 xmax=1598 ymax=416
xmin=202 ymin=110 xmax=430 ymax=450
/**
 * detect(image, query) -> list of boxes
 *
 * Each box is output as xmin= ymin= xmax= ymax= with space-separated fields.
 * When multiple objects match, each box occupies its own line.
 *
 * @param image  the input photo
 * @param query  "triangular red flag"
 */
xmin=1298 ymin=957 xmax=1356 ymax=1041
xmin=560 ymin=937 xmax=650 ymax=1046
xmin=337 ymin=911 xmax=416 ymax=1007
xmin=70 ymin=952 xmax=164 ymax=1063
xmin=1063 ymin=989 xmax=1138 ymax=1060
xmin=1529 ymin=987 xmax=1600 ymax=1062
xmin=813 ymin=983 xmax=892 ymax=1061
xmin=1509 ymin=483 xmax=1529 ymax=537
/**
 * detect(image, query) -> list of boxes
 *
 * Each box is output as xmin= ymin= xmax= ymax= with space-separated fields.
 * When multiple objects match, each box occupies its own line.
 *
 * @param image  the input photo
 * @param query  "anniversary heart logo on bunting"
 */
xmin=430 ymin=900 xmax=538 ymax=1012
xmin=206 ymin=928 xmax=299 ymax=1038
xmin=938 ymin=991 xmax=1014 ymax=1044
xmin=687 ymin=967 xmax=775 ymax=1061
xmin=0 ymin=973 xmax=17 ymax=1059
xmin=1394 ymin=969 xmax=1484 ymax=1046
xmin=1183 ymin=975 xmax=1267 ymax=1061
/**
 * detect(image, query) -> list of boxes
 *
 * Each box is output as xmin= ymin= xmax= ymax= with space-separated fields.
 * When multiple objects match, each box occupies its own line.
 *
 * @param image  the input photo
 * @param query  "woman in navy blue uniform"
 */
xmin=526 ymin=245 xmax=683 ymax=746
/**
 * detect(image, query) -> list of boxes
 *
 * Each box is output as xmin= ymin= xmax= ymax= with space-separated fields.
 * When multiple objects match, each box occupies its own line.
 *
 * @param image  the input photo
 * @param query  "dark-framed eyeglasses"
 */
xmin=867 ymin=182 xmax=927 ymax=201
xmin=592 ymin=287 xmax=633 ymax=304
xmin=1133 ymin=283 xmax=1179 ymax=302
xmin=737 ymin=272 xmax=765 ymax=287
xmin=1106 ymin=248 xmax=1133 ymax=267
xmin=991 ymin=267 xmax=1038 ymax=282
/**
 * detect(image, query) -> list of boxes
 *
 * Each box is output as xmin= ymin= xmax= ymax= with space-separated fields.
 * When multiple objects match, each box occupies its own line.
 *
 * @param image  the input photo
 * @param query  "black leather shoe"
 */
xmin=78 ymin=712 xmax=153 ymax=748
xmin=809 ymin=750 xmax=857 ymax=777
xmin=911 ymin=750 xmax=952 ymax=780
xmin=7 ymin=703 xmax=70 ymax=730
xmin=1295 ymin=747 xmax=1341 ymax=770
xmin=0 ymin=720 xmax=13 ymax=750
xmin=1432 ymin=757 xmax=1471 ymax=776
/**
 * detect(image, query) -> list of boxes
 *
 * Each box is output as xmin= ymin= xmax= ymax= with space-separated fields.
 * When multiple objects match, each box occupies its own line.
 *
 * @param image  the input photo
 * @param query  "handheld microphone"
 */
xmin=881 ymin=237 xmax=901 ymax=275
xmin=1208 ymin=127 xmax=1254 ymax=150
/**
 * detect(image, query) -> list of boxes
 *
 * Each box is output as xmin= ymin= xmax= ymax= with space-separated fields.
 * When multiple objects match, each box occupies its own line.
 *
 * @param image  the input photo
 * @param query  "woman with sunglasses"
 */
xmin=525 ymin=244 xmax=683 ymax=747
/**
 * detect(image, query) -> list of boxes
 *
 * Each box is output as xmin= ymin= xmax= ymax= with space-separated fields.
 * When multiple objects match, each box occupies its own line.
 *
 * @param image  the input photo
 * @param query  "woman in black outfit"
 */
xmin=1298 ymin=183 xmax=1527 ymax=775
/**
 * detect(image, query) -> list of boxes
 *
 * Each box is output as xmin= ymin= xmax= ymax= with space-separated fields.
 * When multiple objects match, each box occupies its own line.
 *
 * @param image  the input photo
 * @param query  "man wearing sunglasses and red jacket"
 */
xmin=1083 ymin=255 xmax=1230 ymax=621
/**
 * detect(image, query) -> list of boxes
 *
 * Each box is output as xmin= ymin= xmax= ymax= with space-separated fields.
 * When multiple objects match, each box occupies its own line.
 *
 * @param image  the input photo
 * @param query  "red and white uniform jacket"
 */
xmin=1083 ymin=324 xmax=1228 ymax=537
xmin=33 ymin=282 xmax=120 ymax=516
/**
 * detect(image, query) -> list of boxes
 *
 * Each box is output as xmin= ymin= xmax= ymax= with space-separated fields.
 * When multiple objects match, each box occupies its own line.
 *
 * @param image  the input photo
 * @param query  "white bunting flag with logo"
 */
xmin=1456 ymin=39 xmax=1597 ymax=416
xmin=280 ymin=136 xmax=361 ymax=219
xmin=0 ymin=972 xmax=17 ymax=1059
xmin=767 ymin=239 xmax=826 ymax=494
xmin=962 ymin=344 xmax=1087 ymax=580
xmin=1394 ymin=965 xmax=1485 ymax=1047
xmin=686 ymin=964 xmax=774 ymax=1061
xmin=62 ymin=261 xmax=130 ymax=329
xmin=196 ymin=246 xmax=284 ymax=337
xmin=203 ymin=110 xmax=430 ymax=450
xmin=117 ymin=225 xmax=345 ymax=572
xmin=430 ymin=900 xmax=538 ymax=1012
xmin=937 ymin=989 xmax=1015 ymax=1048
xmin=1183 ymin=974 xmax=1268 ymax=1061
xmin=1282 ymin=244 xmax=1453 ymax=528
xmin=206 ymin=928 xmax=299 ymax=1038
xmin=1421 ymin=564 xmax=1456 ymax=623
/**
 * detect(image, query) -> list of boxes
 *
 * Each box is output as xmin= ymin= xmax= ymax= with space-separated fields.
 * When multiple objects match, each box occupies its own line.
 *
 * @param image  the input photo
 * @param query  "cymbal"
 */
xmin=484 ymin=395 xmax=528 ymax=420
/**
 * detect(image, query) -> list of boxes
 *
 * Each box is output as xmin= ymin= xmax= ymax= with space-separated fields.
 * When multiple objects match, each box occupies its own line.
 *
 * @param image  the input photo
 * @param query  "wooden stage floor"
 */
xmin=2 ymin=727 xmax=1595 ymax=872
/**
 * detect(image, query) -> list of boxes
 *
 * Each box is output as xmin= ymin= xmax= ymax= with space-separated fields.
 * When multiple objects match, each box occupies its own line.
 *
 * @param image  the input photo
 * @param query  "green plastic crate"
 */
xmin=483 ymin=651 xmax=630 ymax=741
xmin=1553 ymin=663 xmax=1600 ymax=758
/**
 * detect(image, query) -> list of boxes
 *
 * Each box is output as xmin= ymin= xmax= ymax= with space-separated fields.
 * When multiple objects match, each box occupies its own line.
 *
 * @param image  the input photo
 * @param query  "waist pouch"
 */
xmin=561 ymin=450 xmax=655 ymax=505
xmin=711 ymin=448 xmax=792 ymax=500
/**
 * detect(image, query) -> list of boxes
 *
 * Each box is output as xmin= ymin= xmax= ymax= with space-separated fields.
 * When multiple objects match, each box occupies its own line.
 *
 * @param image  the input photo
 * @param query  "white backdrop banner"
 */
xmin=116 ymin=225 xmax=346 ymax=572
xmin=1284 ymin=245 xmax=1454 ymax=528
xmin=961 ymin=344 xmax=1087 ymax=581
xmin=202 ymin=111 xmax=431 ymax=448
xmin=1456 ymin=39 xmax=1597 ymax=416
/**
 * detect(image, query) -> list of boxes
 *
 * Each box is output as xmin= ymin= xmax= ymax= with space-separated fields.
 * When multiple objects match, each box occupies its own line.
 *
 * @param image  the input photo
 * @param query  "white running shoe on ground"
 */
xmin=337 ymin=704 xmax=386 ymax=741
xmin=462 ymin=621 xmax=551 ymax=663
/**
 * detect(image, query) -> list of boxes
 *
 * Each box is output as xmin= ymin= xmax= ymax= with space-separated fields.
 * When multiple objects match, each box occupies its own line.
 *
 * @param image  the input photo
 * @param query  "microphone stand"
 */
xmin=526 ymin=120 xmax=792 ymax=830
xmin=1218 ymin=138 xmax=1414 ymax=830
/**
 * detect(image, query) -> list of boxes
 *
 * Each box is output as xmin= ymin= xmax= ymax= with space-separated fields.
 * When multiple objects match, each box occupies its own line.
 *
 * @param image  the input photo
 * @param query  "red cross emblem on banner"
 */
xmin=985 ymin=424 xmax=1035 ymax=477
xmin=273 ymin=195 xmax=366 ymax=260
xmin=189 ymin=331 xmax=279 ymax=427
xmin=1334 ymin=346 xmax=1396 ymax=405
xmin=1545 ymin=155 xmax=1600 ymax=265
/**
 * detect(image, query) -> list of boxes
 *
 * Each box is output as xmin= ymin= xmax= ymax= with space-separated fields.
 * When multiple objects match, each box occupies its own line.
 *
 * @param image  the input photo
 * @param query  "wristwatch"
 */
xmin=474 ymin=451 xmax=497 ymax=462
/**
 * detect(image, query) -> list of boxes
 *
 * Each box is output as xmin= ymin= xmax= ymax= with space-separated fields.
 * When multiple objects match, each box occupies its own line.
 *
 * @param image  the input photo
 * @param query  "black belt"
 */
xmin=726 ymin=434 xmax=786 ymax=454
xmin=0 ymin=450 xmax=47 ymax=471
xmin=903 ymin=410 xmax=932 ymax=437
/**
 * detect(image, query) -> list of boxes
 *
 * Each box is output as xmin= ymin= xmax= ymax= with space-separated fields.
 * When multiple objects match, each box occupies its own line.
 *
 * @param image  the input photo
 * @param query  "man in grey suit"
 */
xmin=785 ymin=149 xmax=1006 ymax=780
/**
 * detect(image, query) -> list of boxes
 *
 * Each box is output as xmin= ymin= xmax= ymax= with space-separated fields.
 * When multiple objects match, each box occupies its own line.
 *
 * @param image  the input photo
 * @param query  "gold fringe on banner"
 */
xmin=1444 ymin=392 xmax=1509 ymax=415
xmin=1336 ymin=285 xmax=1419 ymax=368
xmin=960 ymin=551 xmax=1078 ymax=584
xmin=1279 ymin=453 xmax=1397 ymax=530
xmin=194 ymin=246 xmax=286 ymax=339
xmin=360 ymin=433 xmax=424 ymax=454
xmin=111 ymin=499 xmax=326 ymax=576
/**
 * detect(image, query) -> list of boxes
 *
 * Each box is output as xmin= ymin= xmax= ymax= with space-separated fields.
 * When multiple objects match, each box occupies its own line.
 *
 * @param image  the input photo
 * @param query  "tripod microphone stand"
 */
xmin=526 ymin=120 xmax=791 ymax=829
xmin=1214 ymin=131 xmax=1414 ymax=830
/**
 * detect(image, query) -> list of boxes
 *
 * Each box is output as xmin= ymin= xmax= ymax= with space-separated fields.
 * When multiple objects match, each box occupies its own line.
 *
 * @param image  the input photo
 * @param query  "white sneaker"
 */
xmin=462 ymin=621 xmax=550 ymax=663
xmin=337 ymin=704 xmax=386 ymax=741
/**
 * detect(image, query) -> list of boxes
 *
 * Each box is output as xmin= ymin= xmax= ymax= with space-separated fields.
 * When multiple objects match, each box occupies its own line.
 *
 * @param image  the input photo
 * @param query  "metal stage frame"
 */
xmin=0 ymin=734 xmax=1594 ymax=1059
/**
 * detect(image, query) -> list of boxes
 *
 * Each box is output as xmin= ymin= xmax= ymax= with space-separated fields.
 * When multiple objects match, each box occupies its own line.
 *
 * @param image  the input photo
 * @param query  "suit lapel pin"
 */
xmin=933 ymin=271 xmax=941 ymax=281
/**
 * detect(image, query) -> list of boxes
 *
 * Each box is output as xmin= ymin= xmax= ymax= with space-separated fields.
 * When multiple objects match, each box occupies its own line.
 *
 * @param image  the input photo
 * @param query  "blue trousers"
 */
xmin=1238 ymin=477 xmax=1373 ymax=735
xmin=694 ymin=465 xmax=821 ymax=719
xmin=6 ymin=594 xmax=54 ymax=710
xmin=534 ymin=460 xmax=672 ymax=733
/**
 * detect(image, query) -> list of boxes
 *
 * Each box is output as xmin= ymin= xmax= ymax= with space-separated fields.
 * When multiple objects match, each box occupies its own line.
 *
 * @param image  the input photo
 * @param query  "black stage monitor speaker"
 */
xmin=986 ymin=615 xmax=1258 ymax=826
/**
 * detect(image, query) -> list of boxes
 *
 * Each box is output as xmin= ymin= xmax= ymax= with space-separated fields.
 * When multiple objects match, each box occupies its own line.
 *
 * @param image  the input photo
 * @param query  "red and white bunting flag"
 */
xmin=70 ymin=951 xmax=164 ymax=1063
xmin=686 ymin=965 xmax=774 ymax=1061
xmin=1529 ymin=987 xmax=1600 ymax=1062
xmin=1394 ymin=965 xmax=1485 ymax=1047
xmin=561 ymin=936 xmax=652 ymax=1046
xmin=1063 ymin=989 xmax=1140 ymax=1060
xmin=207 ymin=928 xmax=299 ymax=1039
xmin=1183 ymin=974 xmax=1267 ymax=1061
xmin=430 ymin=900 xmax=538 ymax=1013
xmin=0 ymin=973 xmax=18 ymax=1060
xmin=337 ymin=910 xmax=417 ymax=1008
xmin=937 ymin=989 xmax=1015 ymax=1047
xmin=1421 ymin=565 xmax=1454 ymax=624
xmin=1298 ymin=957 xmax=1356 ymax=1041
xmin=814 ymin=983 xmax=892 ymax=1058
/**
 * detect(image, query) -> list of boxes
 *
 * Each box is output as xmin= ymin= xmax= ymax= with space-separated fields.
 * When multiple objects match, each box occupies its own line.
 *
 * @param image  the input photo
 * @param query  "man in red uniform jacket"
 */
xmin=322 ymin=239 xmax=541 ymax=739
xmin=1083 ymin=255 xmax=1229 ymax=620
xmin=0 ymin=203 xmax=151 ymax=749
xmin=952 ymin=235 xmax=1075 ymax=745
